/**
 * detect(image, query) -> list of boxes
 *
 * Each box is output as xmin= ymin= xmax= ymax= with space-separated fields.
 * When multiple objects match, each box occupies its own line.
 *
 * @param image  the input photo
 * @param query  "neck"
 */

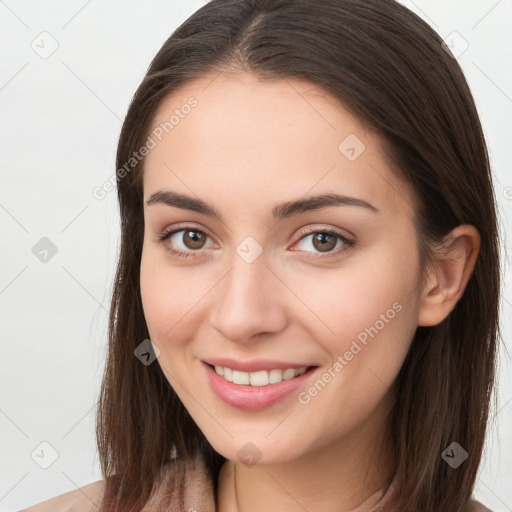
xmin=217 ymin=393 xmax=395 ymax=512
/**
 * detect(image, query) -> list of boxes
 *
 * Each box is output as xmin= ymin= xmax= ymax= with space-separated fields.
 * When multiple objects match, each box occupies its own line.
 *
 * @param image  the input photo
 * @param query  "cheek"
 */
xmin=139 ymin=244 xmax=213 ymax=347
xmin=288 ymin=253 xmax=419 ymax=437
xmin=290 ymin=245 xmax=420 ymax=382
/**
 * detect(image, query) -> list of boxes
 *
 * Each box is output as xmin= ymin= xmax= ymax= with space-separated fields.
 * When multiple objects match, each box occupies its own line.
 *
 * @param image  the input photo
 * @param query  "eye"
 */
xmin=155 ymin=224 xmax=356 ymax=261
xmin=292 ymin=226 xmax=355 ymax=259
xmin=155 ymin=224 xmax=215 ymax=259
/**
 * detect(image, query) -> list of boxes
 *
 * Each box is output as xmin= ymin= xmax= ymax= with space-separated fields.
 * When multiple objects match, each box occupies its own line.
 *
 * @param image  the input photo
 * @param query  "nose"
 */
xmin=209 ymin=250 xmax=288 ymax=344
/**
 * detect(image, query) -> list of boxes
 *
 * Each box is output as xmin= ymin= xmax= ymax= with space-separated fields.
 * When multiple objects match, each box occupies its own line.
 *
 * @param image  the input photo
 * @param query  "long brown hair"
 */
xmin=96 ymin=1 xmax=501 ymax=510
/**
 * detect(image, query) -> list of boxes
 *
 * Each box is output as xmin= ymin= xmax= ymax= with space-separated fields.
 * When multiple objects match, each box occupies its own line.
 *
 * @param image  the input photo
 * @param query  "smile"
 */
xmin=202 ymin=361 xmax=319 ymax=410
xmin=212 ymin=365 xmax=308 ymax=386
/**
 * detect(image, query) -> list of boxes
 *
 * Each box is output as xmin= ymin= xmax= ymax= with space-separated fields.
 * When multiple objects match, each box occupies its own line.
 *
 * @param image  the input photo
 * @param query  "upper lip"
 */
xmin=203 ymin=357 xmax=317 ymax=373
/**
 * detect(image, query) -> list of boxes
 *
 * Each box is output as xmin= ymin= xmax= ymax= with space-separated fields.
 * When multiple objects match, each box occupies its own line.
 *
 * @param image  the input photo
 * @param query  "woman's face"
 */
xmin=140 ymin=71 xmax=423 ymax=465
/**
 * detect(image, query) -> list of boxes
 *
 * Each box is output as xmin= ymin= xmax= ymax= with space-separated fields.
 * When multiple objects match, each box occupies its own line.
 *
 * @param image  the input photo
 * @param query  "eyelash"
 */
xmin=155 ymin=224 xmax=356 ymax=260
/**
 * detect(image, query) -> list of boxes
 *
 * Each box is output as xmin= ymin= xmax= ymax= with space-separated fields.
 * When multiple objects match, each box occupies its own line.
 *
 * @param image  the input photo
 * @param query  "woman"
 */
xmin=23 ymin=0 xmax=500 ymax=510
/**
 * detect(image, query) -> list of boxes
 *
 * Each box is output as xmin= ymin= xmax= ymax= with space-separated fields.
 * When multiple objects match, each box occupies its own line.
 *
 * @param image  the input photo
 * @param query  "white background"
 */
xmin=0 ymin=1 xmax=511 ymax=510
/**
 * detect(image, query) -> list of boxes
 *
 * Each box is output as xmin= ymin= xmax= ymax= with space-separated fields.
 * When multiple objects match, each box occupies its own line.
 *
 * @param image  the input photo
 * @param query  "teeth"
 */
xmin=213 ymin=365 xmax=308 ymax=386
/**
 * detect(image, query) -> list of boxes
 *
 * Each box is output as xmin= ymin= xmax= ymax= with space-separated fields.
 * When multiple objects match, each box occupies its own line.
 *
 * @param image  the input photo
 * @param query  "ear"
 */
xmin=417 ymin=225 xmax=481 ymax=327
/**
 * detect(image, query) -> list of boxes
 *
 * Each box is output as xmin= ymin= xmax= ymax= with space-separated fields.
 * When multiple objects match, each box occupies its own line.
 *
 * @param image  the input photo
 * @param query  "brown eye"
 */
xmin=181 ymin=230 xmax=207 ymax=250
xmin=311 ymin=232 xmax=338 ymax=252
xmin=293 ymin=228 xmax=356 ymax=259
xmin=156 ymin=226 xmax=215 ymax=259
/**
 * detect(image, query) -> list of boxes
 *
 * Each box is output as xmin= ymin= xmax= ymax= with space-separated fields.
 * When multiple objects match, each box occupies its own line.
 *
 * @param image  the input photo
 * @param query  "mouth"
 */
xmin=202 ymin=361 xmax=320 ymax=411
xmin=205 ymin=362 xmax=317 ymax=386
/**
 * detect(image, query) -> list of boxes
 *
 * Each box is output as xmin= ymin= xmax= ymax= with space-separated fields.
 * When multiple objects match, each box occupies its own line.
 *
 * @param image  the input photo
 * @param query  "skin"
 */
xmin=139 ymin=69 xmax=480 ymax=512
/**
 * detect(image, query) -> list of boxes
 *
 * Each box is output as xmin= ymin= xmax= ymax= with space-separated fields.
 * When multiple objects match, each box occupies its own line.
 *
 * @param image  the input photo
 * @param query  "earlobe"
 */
xmin=417 ymin=225 xmax=481 ymax=327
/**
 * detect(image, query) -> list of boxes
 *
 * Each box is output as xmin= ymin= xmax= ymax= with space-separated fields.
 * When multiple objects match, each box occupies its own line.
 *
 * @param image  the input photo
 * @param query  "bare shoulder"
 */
xmin=21 ymin=479 xmax=104 ymax=512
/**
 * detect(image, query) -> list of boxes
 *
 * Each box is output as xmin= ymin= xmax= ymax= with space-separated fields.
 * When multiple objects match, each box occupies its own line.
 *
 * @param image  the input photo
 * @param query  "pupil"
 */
xmin=186 ymin=230 xmax=204 ymax=249
xmin=314 ymin=233 xmax=336 ymax=252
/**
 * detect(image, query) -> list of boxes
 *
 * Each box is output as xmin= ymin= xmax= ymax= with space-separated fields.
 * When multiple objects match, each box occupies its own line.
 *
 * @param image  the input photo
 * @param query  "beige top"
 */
xmin=21 ymin=456 xmax=493 ymax=512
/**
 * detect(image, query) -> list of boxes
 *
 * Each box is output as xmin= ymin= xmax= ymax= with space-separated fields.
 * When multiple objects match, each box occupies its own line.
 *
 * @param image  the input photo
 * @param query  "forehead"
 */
xmin=143 ymin=71 xmax=415 ymax=220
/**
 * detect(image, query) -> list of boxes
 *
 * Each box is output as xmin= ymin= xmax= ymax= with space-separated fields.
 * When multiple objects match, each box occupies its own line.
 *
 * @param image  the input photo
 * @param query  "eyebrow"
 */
xmin=146 ymin=190 xmax=379 ymax=221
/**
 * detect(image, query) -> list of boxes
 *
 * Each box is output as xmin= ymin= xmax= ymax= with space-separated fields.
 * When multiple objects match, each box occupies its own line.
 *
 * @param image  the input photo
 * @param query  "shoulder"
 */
xmin=465 ymin=498 xmax=493 ymax=512
xmin=20 ymin=479 xmax=104 ymax=512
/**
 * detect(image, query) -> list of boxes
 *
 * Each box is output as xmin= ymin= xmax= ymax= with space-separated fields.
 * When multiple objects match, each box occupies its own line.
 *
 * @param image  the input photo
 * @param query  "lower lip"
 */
xmin=202 ymin=362 xmax=318 ymax=411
